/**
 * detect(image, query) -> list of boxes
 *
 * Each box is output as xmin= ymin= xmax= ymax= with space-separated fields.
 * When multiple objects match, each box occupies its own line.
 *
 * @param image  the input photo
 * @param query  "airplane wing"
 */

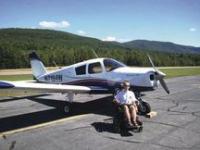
xmin=0 ymin=80 xmax=91 ymax=93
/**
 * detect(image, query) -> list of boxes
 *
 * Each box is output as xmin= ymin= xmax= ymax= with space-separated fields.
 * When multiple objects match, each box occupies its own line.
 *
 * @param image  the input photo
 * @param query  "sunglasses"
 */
xmin=124 ymin=84 xmax=130 ymax=87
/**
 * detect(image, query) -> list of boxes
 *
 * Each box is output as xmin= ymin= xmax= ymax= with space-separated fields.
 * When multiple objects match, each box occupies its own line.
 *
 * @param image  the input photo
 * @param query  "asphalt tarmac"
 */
xmin=0 ymin=76 xmax=200 ymax=150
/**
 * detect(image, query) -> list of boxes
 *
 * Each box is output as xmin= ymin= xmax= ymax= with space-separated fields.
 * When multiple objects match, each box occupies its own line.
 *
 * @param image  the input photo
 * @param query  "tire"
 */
xmin=63 ymin=105 xmax=70 ymax=114
xmin=138 ymin=101 xmax=151 ymax=115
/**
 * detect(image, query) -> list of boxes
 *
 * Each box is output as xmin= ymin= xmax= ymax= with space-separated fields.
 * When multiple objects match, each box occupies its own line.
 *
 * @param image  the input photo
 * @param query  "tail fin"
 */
xmin=29 ymin=51 xmax=47 ymax=79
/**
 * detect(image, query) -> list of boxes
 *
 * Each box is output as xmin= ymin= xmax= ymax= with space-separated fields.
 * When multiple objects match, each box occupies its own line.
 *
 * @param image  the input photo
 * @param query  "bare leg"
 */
xmin=134 ymin=104 xmax=138 ymax=113
xmin=129 ymin=105 xmax=138 ymax=125
xmin=123 ymin=105 xmax=132 ymax=125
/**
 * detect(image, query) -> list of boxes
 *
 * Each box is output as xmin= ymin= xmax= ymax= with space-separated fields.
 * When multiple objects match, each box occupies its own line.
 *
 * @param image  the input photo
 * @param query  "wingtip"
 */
xmin=0 ymin=81 xmax=14 ymax=89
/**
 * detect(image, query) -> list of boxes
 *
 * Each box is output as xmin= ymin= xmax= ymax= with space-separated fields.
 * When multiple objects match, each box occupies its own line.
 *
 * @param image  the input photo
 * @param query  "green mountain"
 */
xmin=0 ymin=28 xmax=126 ymax=51
xmin=0 ymin=28 xmax=200 ymax=69
xmin=123 ymin=40 xmax=200 ymax=54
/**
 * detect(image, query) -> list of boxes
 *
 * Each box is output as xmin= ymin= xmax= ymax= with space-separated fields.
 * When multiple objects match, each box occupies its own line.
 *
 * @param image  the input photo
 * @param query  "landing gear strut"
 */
xmin=63 ymin=92 xmax=74 ymax=114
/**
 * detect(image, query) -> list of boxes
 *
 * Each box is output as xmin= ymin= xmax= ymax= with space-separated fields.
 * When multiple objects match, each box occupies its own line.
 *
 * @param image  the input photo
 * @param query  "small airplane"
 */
xmin=0 ymin=51 xmax=169 ymax=114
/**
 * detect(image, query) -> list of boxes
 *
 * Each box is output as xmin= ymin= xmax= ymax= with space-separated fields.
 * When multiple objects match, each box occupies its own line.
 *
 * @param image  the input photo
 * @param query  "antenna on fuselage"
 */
xmin=91 ymin=49 xmax=99 ymax=58
xmin=53 ymin=60 xmax=61 ymax=69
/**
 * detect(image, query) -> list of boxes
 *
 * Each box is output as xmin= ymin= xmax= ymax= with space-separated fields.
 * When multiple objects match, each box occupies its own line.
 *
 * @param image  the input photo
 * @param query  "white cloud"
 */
xmin=39 ymin=20 xmax=70 ymax=29
xmin=189 ymin=27 xmax=196 ymax=32
xmin=77 ymin=30 xmax=86 ymax=35
xmin=102 ymin=36 xmax=117 ymax=41
xmin=102 ymin=36 xmax=131 ymax=42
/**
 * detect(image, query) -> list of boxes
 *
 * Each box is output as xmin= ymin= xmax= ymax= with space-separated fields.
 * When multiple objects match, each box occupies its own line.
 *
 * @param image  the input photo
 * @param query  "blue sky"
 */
xmin=0 ymin=0 xmax=199 ymax=46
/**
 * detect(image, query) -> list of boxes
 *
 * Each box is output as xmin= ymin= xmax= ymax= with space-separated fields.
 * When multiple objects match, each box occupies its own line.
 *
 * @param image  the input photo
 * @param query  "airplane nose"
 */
xmin=148 ymin=55 xmax=170 ymax=94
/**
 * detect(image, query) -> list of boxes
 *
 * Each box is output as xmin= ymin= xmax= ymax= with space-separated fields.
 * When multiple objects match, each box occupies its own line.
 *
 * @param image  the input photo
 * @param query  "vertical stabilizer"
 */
xmin=29 ymin=51 xmax=47 ymax=79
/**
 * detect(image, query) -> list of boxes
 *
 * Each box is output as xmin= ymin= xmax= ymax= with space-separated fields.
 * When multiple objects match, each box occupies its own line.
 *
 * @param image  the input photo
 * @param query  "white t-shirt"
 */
xmin=114 ymin=90 xmax=138 ymax=105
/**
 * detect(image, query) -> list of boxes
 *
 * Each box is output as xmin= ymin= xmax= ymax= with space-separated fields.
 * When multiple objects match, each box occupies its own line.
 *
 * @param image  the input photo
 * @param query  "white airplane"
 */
xmin=0 ymin=52 xmax=169 ymax=114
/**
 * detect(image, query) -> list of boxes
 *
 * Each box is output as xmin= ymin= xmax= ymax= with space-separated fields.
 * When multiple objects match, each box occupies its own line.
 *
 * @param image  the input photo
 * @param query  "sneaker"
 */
xmin=132 ymin=122 xmax=139 ymax=128
xmin=136 ymin=117 xmax=143 ymax=126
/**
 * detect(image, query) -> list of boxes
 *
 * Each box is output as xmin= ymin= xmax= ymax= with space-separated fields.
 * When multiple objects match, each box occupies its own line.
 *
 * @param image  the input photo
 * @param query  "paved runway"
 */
xmin=0 ymin=76 xmax=200 ymax=150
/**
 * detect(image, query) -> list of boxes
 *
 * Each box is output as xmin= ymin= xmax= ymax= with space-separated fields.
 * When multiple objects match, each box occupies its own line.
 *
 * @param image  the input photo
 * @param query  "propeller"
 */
xmin=147 ymin=55 xmax=170 ymax=94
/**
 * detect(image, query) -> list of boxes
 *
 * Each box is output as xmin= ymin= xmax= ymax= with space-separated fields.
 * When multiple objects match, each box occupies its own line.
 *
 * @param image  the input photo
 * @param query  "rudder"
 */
xmin=29 ymin=51 xmax=47 ymax=79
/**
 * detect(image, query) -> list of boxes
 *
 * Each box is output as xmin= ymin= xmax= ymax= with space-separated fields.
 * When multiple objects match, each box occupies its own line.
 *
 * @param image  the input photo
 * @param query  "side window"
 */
xmin=104 ymin=59 xmax=115 ymax=72
xmin=88 ymin=62 xmax=102 ymax=74
xmin=103 ymin=59 xmax=124 ymax=72
xmin=75 ymin=65 xmax=86 ymax=75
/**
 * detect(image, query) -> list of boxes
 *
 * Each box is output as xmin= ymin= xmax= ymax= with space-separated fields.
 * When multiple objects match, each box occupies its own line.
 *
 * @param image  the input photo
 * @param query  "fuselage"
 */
xmin=36 ymin=58 xmax=158 ymax=93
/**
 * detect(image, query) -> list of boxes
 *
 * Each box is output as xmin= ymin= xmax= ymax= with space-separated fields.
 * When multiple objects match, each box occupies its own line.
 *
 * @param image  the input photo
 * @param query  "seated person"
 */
xmin=113 ymin=80 xmax=140 ymax=128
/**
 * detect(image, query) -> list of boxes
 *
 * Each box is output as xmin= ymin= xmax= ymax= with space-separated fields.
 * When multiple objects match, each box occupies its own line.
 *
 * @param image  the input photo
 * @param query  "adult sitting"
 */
xmin=113 ymin=80 xmax=140 ymax=128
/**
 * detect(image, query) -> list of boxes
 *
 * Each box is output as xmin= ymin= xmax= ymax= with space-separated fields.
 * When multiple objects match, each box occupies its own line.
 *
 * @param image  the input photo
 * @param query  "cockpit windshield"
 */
xmin=103 ymin=58 xmax=126 ymax=72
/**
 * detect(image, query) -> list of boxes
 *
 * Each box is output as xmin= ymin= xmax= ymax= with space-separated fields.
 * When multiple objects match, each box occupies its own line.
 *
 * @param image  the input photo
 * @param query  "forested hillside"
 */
xmin=123 ymin=40 xmax=200 ymax=54
xmin=0 ymin=28 xmax=200 ymax=69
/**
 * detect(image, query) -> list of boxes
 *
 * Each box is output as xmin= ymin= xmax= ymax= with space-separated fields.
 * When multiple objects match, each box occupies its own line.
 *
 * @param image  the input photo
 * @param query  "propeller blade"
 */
xmin=157 ymin=70 xmax=166 ymax=77
xmin=147 ymin=54 xmax=156 ymax=71
xmin=159 ymin=78 xmax=170 ymax=94
xmin=147 ymin=54 xmax=170 ymax=94
xmin=155 ymin=70 xmax=166 ymax=80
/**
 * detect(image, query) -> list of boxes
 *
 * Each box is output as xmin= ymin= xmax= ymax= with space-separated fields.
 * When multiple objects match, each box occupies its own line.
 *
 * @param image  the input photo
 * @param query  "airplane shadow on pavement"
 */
xmin=0 ymin=95 xmax=116 ymax=133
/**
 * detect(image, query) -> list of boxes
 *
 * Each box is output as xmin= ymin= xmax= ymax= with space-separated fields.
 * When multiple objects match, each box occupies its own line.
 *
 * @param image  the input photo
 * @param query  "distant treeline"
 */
xmin=0 ymin=28 xmax=200 ymax=69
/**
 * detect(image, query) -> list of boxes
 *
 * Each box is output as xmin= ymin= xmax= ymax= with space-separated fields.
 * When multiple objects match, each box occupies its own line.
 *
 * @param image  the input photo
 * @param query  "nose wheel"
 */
xmin=138 ymin=101 xmax=151 ymax=115
xmin=135 ymin=92 xmax=151 ymax=115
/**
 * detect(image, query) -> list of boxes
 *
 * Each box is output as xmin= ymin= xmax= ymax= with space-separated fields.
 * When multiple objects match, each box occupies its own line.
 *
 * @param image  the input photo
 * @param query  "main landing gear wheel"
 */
xmin=63 ymin=92 xmax=74 ymax=114
xmin=63 ymin=105 xmax=70 ymax=114
xmin=138 ymin=101 xmax=151 ymax=115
